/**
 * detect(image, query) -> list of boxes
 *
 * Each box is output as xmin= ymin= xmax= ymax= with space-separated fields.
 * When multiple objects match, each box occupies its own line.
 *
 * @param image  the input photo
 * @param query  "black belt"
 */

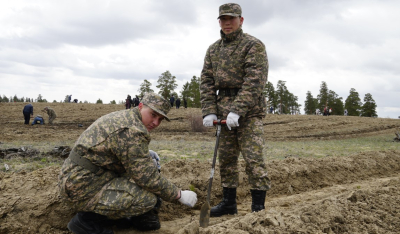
xmin=69 ymin=150 xmax=104 ymax=175
xmin=218 ymin=88 xmax=240 ymax=97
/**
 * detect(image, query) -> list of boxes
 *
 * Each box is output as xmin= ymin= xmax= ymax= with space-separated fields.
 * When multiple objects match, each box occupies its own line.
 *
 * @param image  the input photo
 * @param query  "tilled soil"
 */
xmin=1 ymin=151 xmax=400 ymax=233
xmin=0 ymin=102 xmax=400 ymax=233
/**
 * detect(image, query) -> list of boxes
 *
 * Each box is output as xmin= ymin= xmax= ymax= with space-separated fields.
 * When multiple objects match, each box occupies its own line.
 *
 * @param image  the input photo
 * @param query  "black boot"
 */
xmin=210 ymin=187 xmax=237 ymax=217
xmin=67 ymin=212 xmax=114 ymax=234
xmin=251 ymin=190 xmax=266 ymax=212
xmin=130 ymin=197 xmax=162 ymax=231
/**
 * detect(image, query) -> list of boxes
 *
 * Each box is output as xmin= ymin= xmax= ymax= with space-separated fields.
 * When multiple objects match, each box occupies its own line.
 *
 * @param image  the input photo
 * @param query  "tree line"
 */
xmin=1 ymin=71 xmax=378 ymax=117
xmin=303 ymin=81 xmax=377 ymax=117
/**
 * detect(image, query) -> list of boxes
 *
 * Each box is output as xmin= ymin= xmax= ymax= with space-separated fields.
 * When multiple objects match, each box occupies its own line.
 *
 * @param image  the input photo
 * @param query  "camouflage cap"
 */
xmin=140 ymin=92 xmax=171 ymax=122
xmin=218 ymin=3 xmax=242 ymax=19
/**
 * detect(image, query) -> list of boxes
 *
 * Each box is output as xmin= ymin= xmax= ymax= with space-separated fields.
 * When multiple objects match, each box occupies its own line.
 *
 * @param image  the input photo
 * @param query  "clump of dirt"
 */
xmin=394 ymin=131 xmax=400 ymax=142
xmin=1 ymin=151 xmax=400 ymax=233
xmin=0 ymin=146 xmax=40 ymax=159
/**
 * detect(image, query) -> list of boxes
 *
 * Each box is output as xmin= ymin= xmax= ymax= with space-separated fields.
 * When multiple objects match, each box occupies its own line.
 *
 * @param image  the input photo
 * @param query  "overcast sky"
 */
xmin=1 ymin=0 xmax=399 ymax=118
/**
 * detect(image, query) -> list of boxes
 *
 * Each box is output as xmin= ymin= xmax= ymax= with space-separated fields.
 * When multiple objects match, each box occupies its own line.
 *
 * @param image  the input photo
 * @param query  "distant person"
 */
xmin=344 ymin=109 xmax=348 ymax=116
xmin=69 ymin=95 xmax=72 ymax=103
xmin=269 ymin=106 xmax=273 ymax=114
xmin=329 ymin=108 xmax=332 ymax=116
xmin=183 ymin=98 xmax=187 ymax=109
xmin=170 ymin=95 xmax=175 ymax=107
xmin=31 ymin=115 xmax=44 ymax=125
xmin=175 ymin=98 xmax=181 ymax=109
xmin=323 ymin=107 xmax=328 ymax=116
xmin=134 ymin=95 xmax=140 ymax=107
xmin=22 ymin=103 xmax=34 ymax=125
xmin=42 ymin=107 xmax=57 ymax=124
xmin=126 ymin=95 xmax=132 ymax=109
xmin=58 ymin=93 xmax=197 ymax=233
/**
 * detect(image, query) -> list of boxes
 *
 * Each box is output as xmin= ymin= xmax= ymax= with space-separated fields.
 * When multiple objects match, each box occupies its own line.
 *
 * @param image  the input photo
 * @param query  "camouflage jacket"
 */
xmin=200 ymin=28 xmax=268 ymax=119
xmin=45 ymin=108 xmax=56 ymax=117
xmin=58 ymin=107 xmax=179 ymax=202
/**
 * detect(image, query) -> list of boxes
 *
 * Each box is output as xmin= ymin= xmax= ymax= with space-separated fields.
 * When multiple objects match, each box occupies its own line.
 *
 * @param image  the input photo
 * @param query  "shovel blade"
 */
xmin=199 ymin=201 xmax=211 ymax=228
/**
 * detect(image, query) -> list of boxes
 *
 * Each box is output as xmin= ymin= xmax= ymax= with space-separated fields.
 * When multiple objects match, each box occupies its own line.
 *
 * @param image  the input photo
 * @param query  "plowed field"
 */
xmin=1 ymin=102 xmax=399 ymax=234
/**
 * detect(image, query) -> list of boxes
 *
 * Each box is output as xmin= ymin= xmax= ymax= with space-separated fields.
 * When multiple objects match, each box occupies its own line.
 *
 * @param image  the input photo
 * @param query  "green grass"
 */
xmin=1 ymin=134 xmax=398 ymax=172
xmin=149 ymin=134 xmax=399 ymax=163
xmin=0 ymin=140 xmax=74 ymax=173
xmin=264 ymin=134 xmax=399 ymax=160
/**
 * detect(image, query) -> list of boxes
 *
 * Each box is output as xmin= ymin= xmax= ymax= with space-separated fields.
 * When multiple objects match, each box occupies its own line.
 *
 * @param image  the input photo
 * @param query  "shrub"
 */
xmin=187 ymin=114 xmax=208 ymax=132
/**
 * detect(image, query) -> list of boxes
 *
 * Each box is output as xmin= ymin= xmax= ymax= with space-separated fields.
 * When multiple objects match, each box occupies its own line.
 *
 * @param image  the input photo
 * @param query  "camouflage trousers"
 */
xmin=75 ymin=177 xmax=157 ymax=219
xmin=218 ymin=117 xmax=271 ymax=191
xmin=49 ymin=114 xmax=56 ymax=124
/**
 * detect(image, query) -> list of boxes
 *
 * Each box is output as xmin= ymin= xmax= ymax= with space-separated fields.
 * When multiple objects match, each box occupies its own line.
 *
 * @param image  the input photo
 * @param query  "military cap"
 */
xmin=140 ymin=92 xmax=171 ymax=121
xmin=218 ymin=3 xmax=242 ymax=19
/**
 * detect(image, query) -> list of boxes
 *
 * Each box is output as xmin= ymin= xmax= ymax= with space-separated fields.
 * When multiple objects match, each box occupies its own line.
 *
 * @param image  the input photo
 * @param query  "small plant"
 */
xmin=41 ymin=158 xmax=48 ymax=163
xmin=189 ymin=184 xmax=196 ymax=192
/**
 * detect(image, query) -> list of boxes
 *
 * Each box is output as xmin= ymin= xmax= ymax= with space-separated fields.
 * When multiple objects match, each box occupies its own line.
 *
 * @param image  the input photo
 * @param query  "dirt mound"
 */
xmin=1 ymin=151 xmax=399 ymax=233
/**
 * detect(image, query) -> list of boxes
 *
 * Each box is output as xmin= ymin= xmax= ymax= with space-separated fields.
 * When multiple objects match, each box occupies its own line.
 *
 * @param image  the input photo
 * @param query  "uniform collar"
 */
xmin=220 ymin=27 xmax=243 ymax=43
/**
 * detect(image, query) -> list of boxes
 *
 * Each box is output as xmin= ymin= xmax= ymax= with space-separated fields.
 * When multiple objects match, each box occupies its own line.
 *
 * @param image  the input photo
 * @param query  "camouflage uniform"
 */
xmin=44 ymin=107 xmax=57 ymax=124
xmin=200 ymin=20 xmax=271 ymax=191
xmin=58 ymin=94 xmax=179 ymax=219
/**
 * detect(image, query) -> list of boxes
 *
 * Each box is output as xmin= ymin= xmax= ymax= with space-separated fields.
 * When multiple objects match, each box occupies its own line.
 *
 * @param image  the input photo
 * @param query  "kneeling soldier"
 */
xmin=58 ymin=93 xmax=197 ymax=234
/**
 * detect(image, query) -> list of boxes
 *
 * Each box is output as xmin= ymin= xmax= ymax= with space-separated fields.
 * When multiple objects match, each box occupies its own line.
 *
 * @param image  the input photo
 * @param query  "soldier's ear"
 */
xmin=138 ymin=103 xmax=143 ymax=110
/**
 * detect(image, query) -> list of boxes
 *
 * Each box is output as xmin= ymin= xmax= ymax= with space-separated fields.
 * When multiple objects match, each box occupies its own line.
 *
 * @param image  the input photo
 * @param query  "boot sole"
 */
xmin=210 ymin=209 xmax=238 ymax=217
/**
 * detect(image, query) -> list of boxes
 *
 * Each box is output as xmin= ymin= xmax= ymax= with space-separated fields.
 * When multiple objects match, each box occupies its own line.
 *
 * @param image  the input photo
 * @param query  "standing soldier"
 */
xmin=58 ymin=93 xmax=197 ymax=233
xmin=200 ymin=3 xmax=271 ymax=217
xmin=42 ymin=107 xmax=57 ymax=124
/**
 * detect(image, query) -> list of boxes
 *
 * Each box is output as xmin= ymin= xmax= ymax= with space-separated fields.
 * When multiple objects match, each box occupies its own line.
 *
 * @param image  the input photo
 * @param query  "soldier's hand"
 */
xmin=226 ymin=112 xmax=240 ymax=130
xmin=203 ymin=114 xmax=217 ymax=127
xmin=149 ymin=150 xmax=161 ymax=171
xmin=178 ymin=190 xmax=197 ymax=207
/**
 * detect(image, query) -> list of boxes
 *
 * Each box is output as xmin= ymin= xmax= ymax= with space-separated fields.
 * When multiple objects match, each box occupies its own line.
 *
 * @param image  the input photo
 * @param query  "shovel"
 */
xmin=199 ymin=119 xmax=226 ymax=228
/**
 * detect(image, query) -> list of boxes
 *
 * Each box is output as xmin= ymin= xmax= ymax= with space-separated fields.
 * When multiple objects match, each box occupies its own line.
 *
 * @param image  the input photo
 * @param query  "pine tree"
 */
xmin=361 ymin=93 xmax=377 ymax=117
xmin=264 ymin=81 xmax=276 ymax=112
xmin=304 ymin=91 xmax=317 ymax=115
xmin=180 ymin=82 xmax=191 ymax=107
xmin=189 ymin=76 xmax=201 ymax=108
xmin=138 ymin=79 xmax=154 ymax=97
xmin=276 ymin=80 xmax=288 ymax=114
xmin=179 ymin=76 xmax=201 ymax=108
xmin=344 ymin=88 xmax=363 ymax=116
xmin=317 ymin=81 xmax=329 ymax=111
xmin=327 ymin=90 xmax=344 ymax=115
xmin=156 ymin=70 xmax=178 ymax=100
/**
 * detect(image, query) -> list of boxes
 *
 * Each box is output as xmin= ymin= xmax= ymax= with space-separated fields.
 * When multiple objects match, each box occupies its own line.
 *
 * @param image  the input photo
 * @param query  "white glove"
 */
xmin=203 ymin=114 xmax=217 ymax=127
xmin=149 ymin=150 xmax=161 ymax=171
xmin=178 ymin=190 xmax=198 ymax=207
xmin=226 ymin=112 xmax=240 ymax=130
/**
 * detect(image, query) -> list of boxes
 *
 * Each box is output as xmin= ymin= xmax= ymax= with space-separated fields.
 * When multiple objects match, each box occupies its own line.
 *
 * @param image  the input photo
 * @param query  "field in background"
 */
xmin=1 ymin=102 xmax=399 ymax=172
